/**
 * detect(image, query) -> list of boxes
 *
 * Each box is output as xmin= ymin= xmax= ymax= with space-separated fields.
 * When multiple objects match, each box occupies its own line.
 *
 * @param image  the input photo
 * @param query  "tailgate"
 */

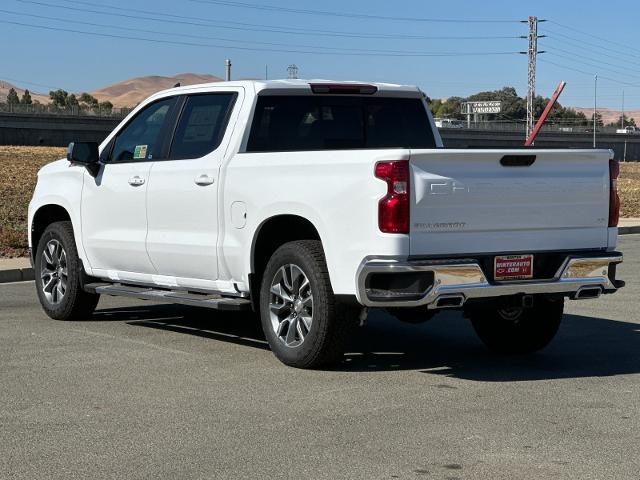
xmin=409 ymin=149 xmax=611 ymax=256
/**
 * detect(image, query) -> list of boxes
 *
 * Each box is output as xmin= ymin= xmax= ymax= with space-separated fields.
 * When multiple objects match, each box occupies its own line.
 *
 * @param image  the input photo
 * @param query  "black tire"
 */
xmin=386 ymin=307 xmax=435 ymax=324
xmin=34 ymin=221 xmax=100 ymax=320
xmin=259 ymin=240 xmax=355 ymax=369
xmin=469 ymin=297 xmax=563 ymax=354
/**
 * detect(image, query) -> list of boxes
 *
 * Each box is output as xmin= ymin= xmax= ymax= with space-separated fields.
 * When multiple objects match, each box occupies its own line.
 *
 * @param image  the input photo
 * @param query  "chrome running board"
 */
xmin=84 ymin=282 xmax=252 ymax=311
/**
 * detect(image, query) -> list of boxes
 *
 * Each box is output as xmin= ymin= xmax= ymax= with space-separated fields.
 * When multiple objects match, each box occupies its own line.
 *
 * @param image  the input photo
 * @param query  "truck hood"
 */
xmin=38 ymin=158 xmax=70 ymax=177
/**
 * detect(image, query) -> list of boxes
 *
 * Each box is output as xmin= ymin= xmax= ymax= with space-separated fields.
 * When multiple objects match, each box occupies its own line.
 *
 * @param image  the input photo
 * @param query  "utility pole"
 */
xmin=225 ymin=59 xmax=232 ymax=81
xmin=593 ymin=74 xmax=597 ymax=148
xmin=522 ymin=16 xmax=546 ymax=140
xmin=621 ymin=90 xmax=625 ymax=129
xmin=526 ymin=16 xmax=538 ymax=139
xmin=265 ymin=64 xmax=268 ymax=80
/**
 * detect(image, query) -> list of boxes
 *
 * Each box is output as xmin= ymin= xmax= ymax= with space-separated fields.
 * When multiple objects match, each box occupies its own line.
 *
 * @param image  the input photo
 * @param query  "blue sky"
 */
xmin=2 ymin=0 xmax=639 ymax=109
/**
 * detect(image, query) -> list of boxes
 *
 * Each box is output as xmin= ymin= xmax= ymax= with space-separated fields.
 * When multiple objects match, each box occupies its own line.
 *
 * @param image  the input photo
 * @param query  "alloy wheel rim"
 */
xmin=41 ymin=239 xmax=68 ymax=305
xmin=269 ymin=264 xmax=313 ymax=348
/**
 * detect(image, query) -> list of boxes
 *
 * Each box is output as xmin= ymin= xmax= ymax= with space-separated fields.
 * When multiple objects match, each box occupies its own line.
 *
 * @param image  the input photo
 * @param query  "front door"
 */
xmin=81 ymin=96 xmax=178 ymax=278
xmin=145 ymin=91 xmax=239 ymax=284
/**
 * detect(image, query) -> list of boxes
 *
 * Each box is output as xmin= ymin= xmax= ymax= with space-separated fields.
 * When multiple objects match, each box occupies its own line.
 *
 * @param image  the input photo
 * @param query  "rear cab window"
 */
xmin=247 ymin=95 xmax=436 ymax=152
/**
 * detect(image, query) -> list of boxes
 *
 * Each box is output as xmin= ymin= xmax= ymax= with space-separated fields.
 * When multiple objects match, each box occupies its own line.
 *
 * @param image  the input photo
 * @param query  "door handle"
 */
xmin=195 ymin=174 xmax=215 ymax=186
xmin=128 ymin=176 xmax=145 ymax=186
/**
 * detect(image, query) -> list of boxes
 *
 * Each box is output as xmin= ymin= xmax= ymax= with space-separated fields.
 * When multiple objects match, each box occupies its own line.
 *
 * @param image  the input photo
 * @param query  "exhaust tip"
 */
xmin=573 ymin=286 xmax=602 ymax=300
xmin=434 ymin=294 xmax=465 ymax=309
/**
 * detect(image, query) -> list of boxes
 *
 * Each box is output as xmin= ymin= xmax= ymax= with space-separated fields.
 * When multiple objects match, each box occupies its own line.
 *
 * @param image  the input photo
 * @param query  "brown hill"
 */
xmin=1 ymin=73 xmax=223 ymax=108
xmin=0 ymin=80 xmax=50 ymax=104
xmin=90 ymin=73 xmax=223 ymax=107
xmin=573 ymin=106 xmax=640 ymax=126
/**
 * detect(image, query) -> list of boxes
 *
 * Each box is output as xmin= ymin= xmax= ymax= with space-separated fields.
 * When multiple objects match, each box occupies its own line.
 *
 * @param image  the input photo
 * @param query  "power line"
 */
xmin=546 ymin=51 xmax=640 ymax=83
xmin=61 ymin=0 xmax=522 ymax=39
xmin=542 ymin=44 xmax=640 ymax=80
xmin=539 ymin=58 xmax=640 ymax=87
xmin=544 ymin=28 xmax=640 ymax=64
xmin=187 ymin=0 xmax=521 ymax=23
xmin=15 ymin=0 xmax=521 ymax=41
xmin=0 ymin=75 xmax=62 ymax=91
xmin=547 ymin=20 xmax=640 ymax=56
xmin=0 ymin=8 xmax=521 ymax=55
xmin=0 ymin=19 xmax=524 ymax=58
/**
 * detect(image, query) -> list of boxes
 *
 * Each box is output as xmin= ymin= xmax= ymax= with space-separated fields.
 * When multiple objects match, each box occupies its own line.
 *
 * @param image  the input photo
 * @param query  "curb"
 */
xmin=619 ymin=226 xmax=640 ymax=235
xmin=0 ymin=268 xmax=35 ymax=283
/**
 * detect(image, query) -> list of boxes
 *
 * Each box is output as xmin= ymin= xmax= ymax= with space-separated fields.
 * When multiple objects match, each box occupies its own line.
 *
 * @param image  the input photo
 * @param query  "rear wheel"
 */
xmin=468 ymin=297 xmax=563 ymax=354
xmin=34 ymin=221 xmax=99 ymax=320
xmin=259 ymin=240 xmax=354 ymax=368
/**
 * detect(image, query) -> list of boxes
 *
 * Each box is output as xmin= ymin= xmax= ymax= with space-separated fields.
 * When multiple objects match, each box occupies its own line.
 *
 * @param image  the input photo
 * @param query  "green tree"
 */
xmin=590 ymin=112 xmax=604 ymax=127
xmin=99 ymin=100 xmax=113 ymax=112
xmin=466 ymin=87 xmax=526 ymax=121
xmin=49 ymin=89 xmax=68 ymax=107
xmin=546 ymin=104 xmax=588 ymax=126
xmin=6 ymin=88 xmax=20 ymax=105
xmin=428 ymin=86 xmax=592 ymax=127
xmin=79 ymin=92 xmax=99 ymax=108
xmin=607 ymin=114 xmax=636 ymax=128
xmin=20 ymin=89 xmax=32 ymax=105
xmin=66 ymin=93 xmax=79 ymax=108
xmin=431 ymin=96 xmax=464 ymax=119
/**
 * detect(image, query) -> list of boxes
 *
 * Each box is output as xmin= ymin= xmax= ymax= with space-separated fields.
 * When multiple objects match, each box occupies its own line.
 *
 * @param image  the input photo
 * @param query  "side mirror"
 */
xmin=67 ymin=142 xmax=100 ymax=177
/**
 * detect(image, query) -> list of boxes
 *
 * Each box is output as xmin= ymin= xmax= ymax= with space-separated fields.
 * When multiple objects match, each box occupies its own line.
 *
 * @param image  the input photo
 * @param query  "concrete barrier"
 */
xmin=1 ymin=112 xmax=640 ymax=160
xmin=0 ymin=113 xmax=120 ymax=146
xmin=440 ymin=129 xmax=640 ymax=160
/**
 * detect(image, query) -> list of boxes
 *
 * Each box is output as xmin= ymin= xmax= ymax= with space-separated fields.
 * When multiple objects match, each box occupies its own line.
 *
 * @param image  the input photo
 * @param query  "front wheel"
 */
xmin=468 ymin=297 xmax=563 ymax=354
xmin=259 ymin=240 xmax=354 ymax=369
xmin=34 ymin=221 xmax=100 ymax=320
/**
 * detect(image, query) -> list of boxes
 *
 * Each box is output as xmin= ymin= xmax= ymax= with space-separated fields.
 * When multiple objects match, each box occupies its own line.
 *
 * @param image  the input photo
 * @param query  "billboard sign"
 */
xmin=462 ymin=101 xmax=502 ymax=114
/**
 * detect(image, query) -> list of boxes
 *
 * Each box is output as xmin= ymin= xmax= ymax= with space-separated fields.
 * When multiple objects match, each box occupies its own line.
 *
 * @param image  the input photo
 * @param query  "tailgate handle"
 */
xmin=500 ymin=155 xmax=536 ymax=167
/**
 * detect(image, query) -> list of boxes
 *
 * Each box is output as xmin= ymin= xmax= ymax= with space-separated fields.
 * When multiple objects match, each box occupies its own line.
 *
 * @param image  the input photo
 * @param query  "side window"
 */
xmin=169 ymin=93 xmax=237 ymax=159
xmin=110 ymin=97 xmax=176 ymax=162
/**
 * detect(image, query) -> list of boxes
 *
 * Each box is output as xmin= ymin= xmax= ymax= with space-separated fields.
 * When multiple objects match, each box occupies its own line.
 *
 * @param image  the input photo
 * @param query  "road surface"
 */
xmin=2 ymin=236 xmax=639 ymax=479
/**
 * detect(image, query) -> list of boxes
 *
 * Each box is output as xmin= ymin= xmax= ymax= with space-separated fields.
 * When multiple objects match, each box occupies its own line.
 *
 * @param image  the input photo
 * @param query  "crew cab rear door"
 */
xmin=145 ymin=88 xmax=242 ymax=285
xmin=409 ymin=149 xmax=612 ymax=256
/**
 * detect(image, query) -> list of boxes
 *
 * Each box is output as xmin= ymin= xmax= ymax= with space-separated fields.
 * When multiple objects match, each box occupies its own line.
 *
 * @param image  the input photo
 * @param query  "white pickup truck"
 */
xmin=28 ymin=79 xmax=624 ymax=368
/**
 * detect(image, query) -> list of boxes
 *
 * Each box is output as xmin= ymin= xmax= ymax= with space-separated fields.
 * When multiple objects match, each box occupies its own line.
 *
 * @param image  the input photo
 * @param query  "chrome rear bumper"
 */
xmin=356 ymin=253 xmax=623 ymax=308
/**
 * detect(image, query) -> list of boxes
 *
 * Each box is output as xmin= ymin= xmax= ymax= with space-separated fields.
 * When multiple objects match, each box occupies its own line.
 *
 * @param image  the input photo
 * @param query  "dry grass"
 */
xmin=619 ymin=162 xmax=640 ymax=218
xmin=0 ymin=146 xmax=639 ymax=258
xmin=0 ymin=146 xmax=65 ymax=257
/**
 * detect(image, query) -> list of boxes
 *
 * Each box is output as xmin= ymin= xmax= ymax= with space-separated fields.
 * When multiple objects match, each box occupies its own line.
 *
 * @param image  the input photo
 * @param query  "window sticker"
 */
xmin=133 ymin=145 xmax=148 ymax=159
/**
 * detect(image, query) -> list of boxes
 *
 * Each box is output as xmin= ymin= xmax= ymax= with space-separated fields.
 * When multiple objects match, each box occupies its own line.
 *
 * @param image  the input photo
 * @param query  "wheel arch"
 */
xmin=249 ymin=214 xmax=324 ymax=309
xmin=30 ymin=204 xmax=73 ymax=263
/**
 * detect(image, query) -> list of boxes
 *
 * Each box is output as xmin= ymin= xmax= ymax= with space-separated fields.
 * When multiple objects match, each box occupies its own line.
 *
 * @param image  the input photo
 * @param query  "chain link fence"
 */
xmin=0 ymin=103 xmax=132 ymax=118
xmin=439 ymin=120 xmax=637 ymax=135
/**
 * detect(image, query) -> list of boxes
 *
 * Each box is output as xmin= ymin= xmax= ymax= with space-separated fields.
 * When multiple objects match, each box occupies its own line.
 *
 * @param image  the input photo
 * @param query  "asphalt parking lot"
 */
xmin=2 ymin=236 xmax=639 ymax=480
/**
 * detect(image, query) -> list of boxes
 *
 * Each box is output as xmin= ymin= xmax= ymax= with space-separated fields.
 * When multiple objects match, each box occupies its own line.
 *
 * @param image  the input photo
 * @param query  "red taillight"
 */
xmin=309 ymin=83 xmax=378 ymax=95
xmin=609 ymin=159 xmax=620 ymax=227
xmin=375 ymin=160 xmax=410 ymax=234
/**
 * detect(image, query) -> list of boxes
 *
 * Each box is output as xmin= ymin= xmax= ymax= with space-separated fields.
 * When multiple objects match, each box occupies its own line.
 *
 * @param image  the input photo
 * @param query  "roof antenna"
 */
xmin=173 ymin=82 xmax=181 ymax=88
